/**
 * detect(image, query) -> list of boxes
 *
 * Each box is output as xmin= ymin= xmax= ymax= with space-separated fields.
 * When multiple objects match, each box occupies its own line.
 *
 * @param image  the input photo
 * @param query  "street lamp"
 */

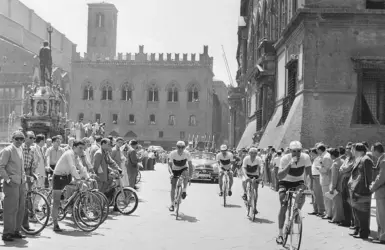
xmin=47 ymin=23 xmax=53 ymax=51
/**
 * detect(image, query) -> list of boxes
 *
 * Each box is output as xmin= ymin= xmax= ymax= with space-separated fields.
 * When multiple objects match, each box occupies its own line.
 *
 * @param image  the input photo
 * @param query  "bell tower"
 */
xmin=86 ymin=2 xmax=118 ymax=57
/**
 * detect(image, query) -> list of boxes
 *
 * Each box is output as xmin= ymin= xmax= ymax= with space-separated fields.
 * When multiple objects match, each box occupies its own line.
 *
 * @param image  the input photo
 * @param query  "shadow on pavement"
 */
xmin=225 ymin=204 xmax=242 ymax=208
xmin=249 ymin=217 xmax=274 ymax=224
xmin=172 ymin=214 xmax=199 ymax=223
xmin=1 ymin=239 xmax=28 ymax=248
xmin=54 ymin=229 xmax=103 ymax=237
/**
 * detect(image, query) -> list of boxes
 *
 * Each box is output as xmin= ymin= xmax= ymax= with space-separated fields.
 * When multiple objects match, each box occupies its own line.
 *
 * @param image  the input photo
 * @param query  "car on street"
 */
xmin=191 ymin=152 xmax=219 ymax=183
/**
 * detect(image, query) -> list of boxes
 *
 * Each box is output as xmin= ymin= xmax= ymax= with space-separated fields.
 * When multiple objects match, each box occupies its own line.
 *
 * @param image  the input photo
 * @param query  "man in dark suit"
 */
xmin=126 ymin=140 xmax=140 ymax=189
xmin=39 ymin=41 xmax=52 ymax=86
xmin=0 ymin=131 xmax=26 ymax=242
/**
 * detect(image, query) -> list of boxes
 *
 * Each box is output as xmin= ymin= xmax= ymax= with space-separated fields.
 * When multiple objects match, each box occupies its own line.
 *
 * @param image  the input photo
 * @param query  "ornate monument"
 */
xmin=21 ymin=41 xmax=68 ymax=138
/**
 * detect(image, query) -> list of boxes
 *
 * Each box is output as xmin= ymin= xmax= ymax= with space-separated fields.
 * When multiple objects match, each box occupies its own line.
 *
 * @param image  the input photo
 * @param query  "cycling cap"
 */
xmin=289 ymin=141 xmax=302 ymax=150
xmin=220 ymin=144 xmax=228 ymax=150
xmin=249 ymin=147 xmax=258 ymax=153
xmin=176 ymin=141 xmax=186 ymax=147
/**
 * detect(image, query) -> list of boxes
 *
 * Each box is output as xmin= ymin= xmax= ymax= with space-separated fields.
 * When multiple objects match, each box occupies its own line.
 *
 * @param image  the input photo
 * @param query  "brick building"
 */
xmin=70 ymin=3 xmax=217 ymax=150
xmin=0 ymin=0 xmax=76 ymax=141
xmin=237 ymin=0 xmax=385 ymax=150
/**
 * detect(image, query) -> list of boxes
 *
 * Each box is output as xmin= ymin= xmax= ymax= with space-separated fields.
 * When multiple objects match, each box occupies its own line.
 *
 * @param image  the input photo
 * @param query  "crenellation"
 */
xmin=175 ymin=53 xmax=180 ymax=61
xmin=167 ymin=53 xmax=172 ymax=61
xmin=183 ymin=54 xmax=188 ymax=61
xmin=159 ymin=53 xmax=164 ymax=61
xmin=151 ymin=53 xmax=156 ymax=61
xmin=191 ymin=54 xmax=196 ymax=62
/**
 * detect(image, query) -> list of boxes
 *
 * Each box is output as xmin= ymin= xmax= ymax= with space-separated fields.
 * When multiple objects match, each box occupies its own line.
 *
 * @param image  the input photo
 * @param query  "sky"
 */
xmin=21 ymin=0 xmax=240 ymax=86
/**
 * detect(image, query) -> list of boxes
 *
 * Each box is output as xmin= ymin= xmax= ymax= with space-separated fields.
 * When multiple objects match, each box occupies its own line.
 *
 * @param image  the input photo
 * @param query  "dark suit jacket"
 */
xmin=93 ymin=149 xmax=119 ymax=182
xmin=0 ymin=144 xmax=25 ymax=184
xmin=348 ymin=155 xmax=373 ymax=196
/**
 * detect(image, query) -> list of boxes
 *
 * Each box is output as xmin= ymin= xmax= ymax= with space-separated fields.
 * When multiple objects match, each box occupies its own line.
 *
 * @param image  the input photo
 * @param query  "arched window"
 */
xmin=149 ymin=114 xmax=156 ymax=124
xmin=96 ymin=13 xmax=105 ymax=28
xmin=189 ymin=115 xmax=197 ymax=126
xmin=188 ymin=86 xmax=199 ymax=102
xmin=168 ymin=115 xmax=175 ymax=126
xmin=167 ymin=86 xmax=178 ymax=102
xmin=102 ymin=86 xmax=113 ymax=100
xmin=148 ymin=85 xmax=159 ymax=102
xmin=83 ymin=86 xmax=93 ymax=100
xmin=121 ymin=83 xmax=133 ymax=101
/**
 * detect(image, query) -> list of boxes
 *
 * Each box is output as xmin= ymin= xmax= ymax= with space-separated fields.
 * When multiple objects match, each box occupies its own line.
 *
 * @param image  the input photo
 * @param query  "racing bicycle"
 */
xmin=173 ymin=174 xmax=190 ymax=220
xmin=222 ymin=170 xmax=231 ymax=207
xmin=280 ymin=184 xmax=312 ymax=250
xmin=245 ymin=177 xmax=262 ymax=221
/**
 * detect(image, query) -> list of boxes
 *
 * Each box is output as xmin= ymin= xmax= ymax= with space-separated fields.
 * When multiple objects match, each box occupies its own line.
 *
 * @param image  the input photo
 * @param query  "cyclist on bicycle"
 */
xmin=276 ymin=141 xmax=312 ymax=245
xmin=216 ymin=145 xmax=234 ymax=196
xmin=168 ymin=141 xmax=193 ymax=212
xmin=241 ymin=147 xmax=263 ymax=201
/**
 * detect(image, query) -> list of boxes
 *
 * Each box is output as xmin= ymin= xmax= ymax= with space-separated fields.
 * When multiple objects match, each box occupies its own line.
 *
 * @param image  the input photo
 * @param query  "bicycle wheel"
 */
xmin=289 ymin=211 xmax=303 ymax=250
xmin=136 ymin=171 xmax=141 ymax=184
xmin=283 ymin=199 xmax=293 ymax=247
xmin=245 ymin=185 xmax=251 ymax=216
xmin=223 ymin=178 xmax=227 ymax=207
xmin=175 ymin=186 xmax=182 ymax=219
xmin=115 ymin=187 xmax=139 ymax=215
xmin=72 ymin=192 xmax=103 ymax=232
xmin=252 ymin=187 xmax=257 ymax=222
xmin=21 ymin=191 xmax=50 ymax=235
xmin=91 ymin=190 xmax=109 ymax=223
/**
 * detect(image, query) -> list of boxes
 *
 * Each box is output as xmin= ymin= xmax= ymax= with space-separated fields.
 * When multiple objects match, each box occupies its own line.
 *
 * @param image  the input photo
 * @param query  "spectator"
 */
xmin=339 ymin=142 xmax=355 ymax=227
xmin=0 ymin=131 xmax=27 ymax=242
xmin=370 ymin=142 xmax=385 ymax=244
xmin=348 ymin=143 xmax=373 ymax=239
xmin=329 ymin=148 xmax=344 ymax=224
xmin=309 ymin=147 xmax=325 ymax=216
xmin=126 ymin=140 xmax=140 ymax=189
xmin=316 ymin=144 xmax=333 ymax=220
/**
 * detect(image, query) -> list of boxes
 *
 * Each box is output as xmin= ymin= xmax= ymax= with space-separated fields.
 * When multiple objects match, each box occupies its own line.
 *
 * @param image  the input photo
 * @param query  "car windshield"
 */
xmin=191 ymin=152 xmax=216 ymax=161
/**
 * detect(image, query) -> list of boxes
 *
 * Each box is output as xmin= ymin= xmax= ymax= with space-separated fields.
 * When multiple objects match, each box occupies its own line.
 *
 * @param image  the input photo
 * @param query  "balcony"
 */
xmin=256 ymin=109 xmax=263 ymax=131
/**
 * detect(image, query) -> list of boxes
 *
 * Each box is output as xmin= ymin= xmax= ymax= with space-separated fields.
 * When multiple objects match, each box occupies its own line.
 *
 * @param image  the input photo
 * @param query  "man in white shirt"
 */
xmin=51 ymin=140 xmax=88 ymax=232
xmin=216 ymin=145 xmax=235 ymax=197
xmin=308 ymin=147 xmax=325 ymax=216
xmin=276 ymin=141 xmax=312 ymax=245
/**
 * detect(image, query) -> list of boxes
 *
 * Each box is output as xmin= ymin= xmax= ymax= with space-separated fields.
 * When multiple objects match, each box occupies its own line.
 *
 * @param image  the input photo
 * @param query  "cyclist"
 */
xmin=216 ymin=145 xmax=234 ymax=196
xmin=276 ymin=141 xmax=312 ymax=245
xmin=242 ymin=147 xmax=263 ymax=202
xmin=168 ymin=141 xmax=193 ymax=212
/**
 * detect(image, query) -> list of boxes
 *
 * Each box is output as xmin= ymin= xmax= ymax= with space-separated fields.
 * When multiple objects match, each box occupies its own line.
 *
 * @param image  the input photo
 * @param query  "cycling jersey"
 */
xmin=168 ymin=150 xmax=191 ymax=170
xmin=216 ymin=152 xmax=234 ymax=170
xmin=278 ymin=153 xmax=311 ymax=182
xmin=242 ymin=155 xmax=262 ymax=176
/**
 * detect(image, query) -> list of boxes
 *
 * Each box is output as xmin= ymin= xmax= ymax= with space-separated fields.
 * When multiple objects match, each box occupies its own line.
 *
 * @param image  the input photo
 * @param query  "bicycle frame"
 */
xmin=245 ymin=177 xmax=259 ymax=220
xmin=222 ymin=170 xmax=229 ymax=207
xmin=173 ymin=174 xmax=188 ymax=219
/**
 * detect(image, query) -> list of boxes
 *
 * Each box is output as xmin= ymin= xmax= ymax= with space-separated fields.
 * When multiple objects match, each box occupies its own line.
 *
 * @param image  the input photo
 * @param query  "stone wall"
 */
xmin=0 ymin=0 xmax=76 ymax=72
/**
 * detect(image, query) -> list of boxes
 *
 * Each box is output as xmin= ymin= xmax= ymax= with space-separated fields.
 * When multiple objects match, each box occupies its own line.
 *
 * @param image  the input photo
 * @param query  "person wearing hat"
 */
xmin=216 ymin=144 xmax=235 ymax=197
xmin=276 ymin=141 xmax=312 ymax=245
xmin=168 ymin=141 xmax=193 ymax=212
xmin=126 ymin=139 xmax=141 ymax=189
xmin=0 ymin=131 xmax=27 ymax=241
xmin=241 ymin=147 xmax=263 ymax=204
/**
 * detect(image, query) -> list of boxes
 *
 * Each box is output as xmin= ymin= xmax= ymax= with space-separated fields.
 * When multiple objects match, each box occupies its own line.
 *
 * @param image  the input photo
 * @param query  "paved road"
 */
xmin=1 ymin=164 xmax=382 ymax=250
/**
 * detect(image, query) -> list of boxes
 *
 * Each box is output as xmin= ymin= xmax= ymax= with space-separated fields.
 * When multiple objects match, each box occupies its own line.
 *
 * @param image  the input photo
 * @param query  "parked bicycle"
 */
xmin=245 ymin=177 xmax=262 ymax=221
xmin=172 ymin=174 xmax=190 ymax=220
xmin=105 ymin=171 xmax=139 ymax=215
xmin=21 ymin=175 xmax=51 ymax=235
xmin=46 ymin=180 xmax=104 ymax=232
xmin=280 ymin=184 xmax=312 ymax=250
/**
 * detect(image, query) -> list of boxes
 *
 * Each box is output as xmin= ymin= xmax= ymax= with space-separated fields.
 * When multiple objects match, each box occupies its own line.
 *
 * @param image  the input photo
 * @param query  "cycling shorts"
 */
xmin=278 ymin=180 xmax=305 ymax=194
xmin=172 ymin=168 xmax=188 ymax=178
xmin=246 ymin=174 xmax=259 ymax=179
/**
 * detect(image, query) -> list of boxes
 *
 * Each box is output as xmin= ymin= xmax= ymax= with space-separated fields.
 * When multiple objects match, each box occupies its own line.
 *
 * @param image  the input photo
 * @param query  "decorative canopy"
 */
xmin=124 ymin=130 xmax=137 ymax=138
xmin=109 ymin=130 xmax=119 ymax=137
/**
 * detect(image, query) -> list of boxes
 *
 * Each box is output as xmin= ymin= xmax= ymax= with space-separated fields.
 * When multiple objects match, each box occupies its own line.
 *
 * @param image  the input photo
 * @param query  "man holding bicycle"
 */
xmin=276 ymin=141 xmax=312 ymax=245
xmin=168 ymin=141 xmax=193 ymax=212
xmin=241 ymin=148 xmax=263 ymax=201
xmin=216 ymin=145 xmax=235 ymax=197
xmin=51 ymin=140 xmax=89 ymax=232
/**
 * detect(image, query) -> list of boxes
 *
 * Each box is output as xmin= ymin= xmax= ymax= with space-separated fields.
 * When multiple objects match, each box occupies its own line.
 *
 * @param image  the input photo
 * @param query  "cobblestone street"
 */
xmin=0 ymin=164 xmax=382 ymax=250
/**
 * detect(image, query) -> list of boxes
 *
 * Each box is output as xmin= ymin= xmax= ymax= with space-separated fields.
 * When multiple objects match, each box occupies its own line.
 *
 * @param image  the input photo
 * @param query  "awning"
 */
xmin=236 ymin=119 xmax=256 ymax=150
xmin=124 ymin=130 xmax=137 ymax=138
xmin=109 ymin=130 xmax=119 ymax=137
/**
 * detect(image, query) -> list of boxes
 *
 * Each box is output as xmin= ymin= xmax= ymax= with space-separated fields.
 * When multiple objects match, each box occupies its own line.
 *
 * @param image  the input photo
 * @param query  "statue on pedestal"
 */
xmin=39 ymin=41 xmax=52 ymax=87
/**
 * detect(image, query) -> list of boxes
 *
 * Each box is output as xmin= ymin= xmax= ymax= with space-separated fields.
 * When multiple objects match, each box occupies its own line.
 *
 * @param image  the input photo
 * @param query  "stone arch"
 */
xmin=99 ymin=79 xmax=114 ymax=90
xmin=120 ymin=80 xmax=135 ymax=91
xmin=164 ymin=80 xmax=181 ymax=91
xmin=81 ymin=79 xmax=94 ymax=89
xmin=146 ymin=79 xmax=159 ymax=90
xmin=185 ymin=81 xmax=201 ymax=91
